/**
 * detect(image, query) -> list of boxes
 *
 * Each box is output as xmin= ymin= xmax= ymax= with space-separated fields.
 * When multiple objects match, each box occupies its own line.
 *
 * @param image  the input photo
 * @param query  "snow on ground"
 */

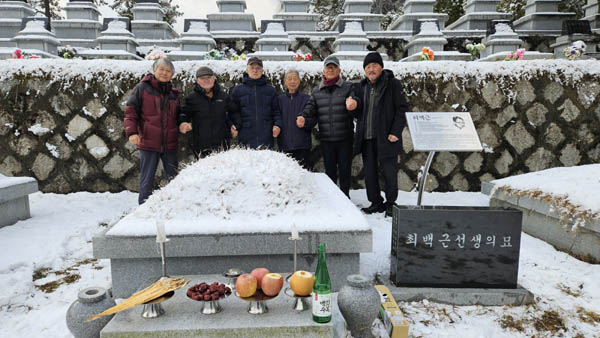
xmin=1 ymin=189 xmax=599 ymax=337
xmin=0 ymin=191 xmax=137 ymax=338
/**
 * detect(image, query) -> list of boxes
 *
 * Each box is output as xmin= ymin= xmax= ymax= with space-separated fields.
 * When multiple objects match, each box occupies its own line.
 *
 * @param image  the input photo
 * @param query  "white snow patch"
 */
xmin=90 ymin=146 xmax=109 ymax=157
xmin=45 ymin=143 xmax=59 ymax=158
xmin=108 ymin=149 xmax=370 ymax=236
xmin=27 ymin=124 xmax=51 ymax=136
xmin=64 ymin=133 xmax=75 ymax=142
xmin=491 ymin=164 xmax=600 ymax=227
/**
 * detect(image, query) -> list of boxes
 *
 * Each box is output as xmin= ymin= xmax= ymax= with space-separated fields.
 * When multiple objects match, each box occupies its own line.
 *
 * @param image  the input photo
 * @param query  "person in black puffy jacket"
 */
xmin=179 ymin=66 xmax=236 ymax=158
xmin=277 ymin=69 xmax=314 ymax=169
xmin=229 ymin=57 xmax=282 ymax=149
xmin=298 ymin=56 xmax=359 ymax=197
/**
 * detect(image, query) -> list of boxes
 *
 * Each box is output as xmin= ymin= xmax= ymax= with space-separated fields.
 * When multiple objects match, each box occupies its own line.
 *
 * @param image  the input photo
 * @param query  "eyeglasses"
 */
xmin=248 ymin=65 xmax=263 ymax=71
xmin=197 ymin=76 xmax=213 ymax=81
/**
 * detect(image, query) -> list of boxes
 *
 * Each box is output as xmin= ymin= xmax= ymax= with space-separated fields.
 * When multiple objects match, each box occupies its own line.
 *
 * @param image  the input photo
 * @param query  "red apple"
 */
xmin=235 ymin=273 xmax=257 ymax=297
xmin=261 ymin=273 xmax=284 ymax=296
xmin=250 ymin=267 xmax=270 ymax=289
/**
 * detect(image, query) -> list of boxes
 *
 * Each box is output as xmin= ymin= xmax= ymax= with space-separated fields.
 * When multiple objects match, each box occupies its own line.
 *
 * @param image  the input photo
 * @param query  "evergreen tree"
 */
xmin=309 ymin=0 xmax=345 ymax=31
xmin=28 ymin=0 xmax=109 ymax=20
xmin=558 ymin=0 xmax=586 ymax=18
xmin=28 ymin=0 xmax=63 ymax=19
xmin=497 ymin=0 xmax=526 ymax=20
xmin=373 ymin=0 xmax=404 ymax=30
xmin=434 ymin=0 xmax=465 ymax=26
xmin=110 ymin=0 xmax=182 ymax=26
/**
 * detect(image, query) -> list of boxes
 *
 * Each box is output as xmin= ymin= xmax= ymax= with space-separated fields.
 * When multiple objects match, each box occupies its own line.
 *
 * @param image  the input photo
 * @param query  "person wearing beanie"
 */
xmin=179 ymin=66 xmax=236 ymax=158
xmin=353 ymin=52 xmax=408 ymax=217
xmin=229 ymin=57 xmax=282 ymax=149
xmin=297 ymin=55 xmax=360 ymax=197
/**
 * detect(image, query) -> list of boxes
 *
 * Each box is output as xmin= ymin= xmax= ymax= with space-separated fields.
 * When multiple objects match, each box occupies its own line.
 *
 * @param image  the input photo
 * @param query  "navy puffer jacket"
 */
xmin=230 ymin=73 xmax=282 ymax=149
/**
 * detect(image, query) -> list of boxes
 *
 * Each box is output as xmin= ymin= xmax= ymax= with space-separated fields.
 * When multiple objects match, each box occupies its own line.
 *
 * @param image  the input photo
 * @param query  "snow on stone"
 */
xmin=90 ymin=146 xmax=109 ymax=157
xmin=495 ymin=23 xmax=514 ymax=33
xmin=64 ymin=133 xmax=75 ymax=142
xmin=45 ymin=143 xmax=59 ymax=158
xmin=188 ymin=21 xmax=208 ymax=33
xmin=1 ymin=59 xmax=599 ymax=97
xmin=344 ymin=21 xmax=364 ymax=33
xmin=0 ymin=174 xmax=35 ymax=189
xmin=420 ymin=21 xmax=439 ymax=32
xmin=104 ymin=20 xmax=128 ymax=34
xmin=108 ymin=149 xmax=370 ymax=237
xmin=491 ymin=164 xmax=600 ymax=224
xmin=27 ymin=124 xmax=51 ymax=136
xmin=20 ymin=20 xmax=49 ymax=34
xmin=265 ymin=22 xmax=285 ymax=33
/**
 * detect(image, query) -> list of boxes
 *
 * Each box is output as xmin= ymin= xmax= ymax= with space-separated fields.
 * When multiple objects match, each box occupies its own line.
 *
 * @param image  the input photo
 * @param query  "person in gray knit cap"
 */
xmin=353 ymin=52 xmax=408 ymax=217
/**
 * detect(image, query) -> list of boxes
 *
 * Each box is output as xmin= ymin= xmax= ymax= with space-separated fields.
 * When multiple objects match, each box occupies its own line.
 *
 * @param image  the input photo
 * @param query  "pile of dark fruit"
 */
xmin=187 ymin=282 xmax=232 ymax=301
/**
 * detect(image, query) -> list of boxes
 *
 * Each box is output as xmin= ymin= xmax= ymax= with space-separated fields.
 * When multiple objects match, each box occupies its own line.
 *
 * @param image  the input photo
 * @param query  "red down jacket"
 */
xmin=124 ymin=73 xmax=182 ymax=153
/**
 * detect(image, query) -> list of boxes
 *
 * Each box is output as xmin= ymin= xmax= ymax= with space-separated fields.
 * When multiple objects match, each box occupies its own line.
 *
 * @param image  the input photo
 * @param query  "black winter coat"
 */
xmin=353 ymin=69 xmax=408 ymax=159
xmin=277 ymin=91 xmax=314 ymax=151
xmin=179 ymin=82 xmax=234 ymax=154
xmin=301 ymin=77 xmax=358 ymax=142
xmin=230 ymin=73 xmax=282 ymax=149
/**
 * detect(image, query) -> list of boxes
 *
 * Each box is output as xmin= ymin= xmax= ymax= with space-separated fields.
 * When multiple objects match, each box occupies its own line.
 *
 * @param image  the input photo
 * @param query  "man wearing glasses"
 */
xmin=230 ymin=57 xmax=282 ymax=149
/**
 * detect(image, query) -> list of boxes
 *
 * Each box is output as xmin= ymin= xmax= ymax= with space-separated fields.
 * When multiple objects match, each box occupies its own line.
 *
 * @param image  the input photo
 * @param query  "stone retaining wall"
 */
xmin=0 ymin=59 xmax=598 ymax=193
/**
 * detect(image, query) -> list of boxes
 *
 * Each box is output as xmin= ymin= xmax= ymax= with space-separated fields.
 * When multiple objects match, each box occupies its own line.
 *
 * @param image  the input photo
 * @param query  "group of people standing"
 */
xmin=123 ymin=52 xmax=408 ymax=217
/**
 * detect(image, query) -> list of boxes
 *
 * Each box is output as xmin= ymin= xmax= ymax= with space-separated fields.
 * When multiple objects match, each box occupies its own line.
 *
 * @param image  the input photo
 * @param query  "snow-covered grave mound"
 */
xmin=107 ymin=149 xmax=370 ymax=236
xmin=490 ymin=164 xmax=600 ymax=228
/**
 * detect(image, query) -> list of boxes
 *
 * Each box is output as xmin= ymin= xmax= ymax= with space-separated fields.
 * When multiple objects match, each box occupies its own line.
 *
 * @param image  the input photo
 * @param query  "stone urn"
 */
xmin=66 ymin=286 xmax=116 ymax=338
xmin=337 ymin=274 xmax=380 ymax=338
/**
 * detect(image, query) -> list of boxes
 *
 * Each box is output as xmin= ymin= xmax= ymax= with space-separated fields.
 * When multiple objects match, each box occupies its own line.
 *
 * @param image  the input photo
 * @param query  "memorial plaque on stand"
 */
xmin=405 ymin=112 xmax=483 ymax=152
xmin=391 ymin=205 xmax=522 ymax=288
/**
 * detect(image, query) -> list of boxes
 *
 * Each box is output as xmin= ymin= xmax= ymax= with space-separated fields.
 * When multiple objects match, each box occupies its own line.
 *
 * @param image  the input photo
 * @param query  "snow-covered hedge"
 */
xmin=0 ymin=59 xmax=599 ymax=193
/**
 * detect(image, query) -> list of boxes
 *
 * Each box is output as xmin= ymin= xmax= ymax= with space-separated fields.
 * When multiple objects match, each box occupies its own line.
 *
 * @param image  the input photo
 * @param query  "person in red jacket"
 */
xmin=124 ymin=58 xmax=184 ymax=204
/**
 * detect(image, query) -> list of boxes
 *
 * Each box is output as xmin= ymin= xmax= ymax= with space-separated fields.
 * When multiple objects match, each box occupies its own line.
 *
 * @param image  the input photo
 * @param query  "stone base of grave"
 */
xmin=94 ymin=172 xmax=372 ymax=298
xmin=381 ymin=279 xmax=534 ymax=306
xmin=100 ymin=274 xmax=341 ymax=338
xmin=0 ymin=176 xmax=38 ymax=228
xmin=94 ymin=229 xmax=370 ymax=298
xmin=483 ymin=182 xmax=600 ymax=262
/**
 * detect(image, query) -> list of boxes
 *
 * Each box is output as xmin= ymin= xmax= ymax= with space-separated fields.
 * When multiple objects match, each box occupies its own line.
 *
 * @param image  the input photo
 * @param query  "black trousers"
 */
xmin=320 ymin=139 xmax=353 ymax=197
xmin=285 ymin=149 xmax=310 ymax=169
xmin=139 ymin=149 xmax=178 ymax=204
xmin=361 ymin=139 xmax=398 ymax=205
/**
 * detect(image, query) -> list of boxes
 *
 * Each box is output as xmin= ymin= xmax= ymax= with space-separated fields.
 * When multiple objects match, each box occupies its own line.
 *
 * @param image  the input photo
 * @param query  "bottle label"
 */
xmin=312 ymin=292 xmax=332 ymax=317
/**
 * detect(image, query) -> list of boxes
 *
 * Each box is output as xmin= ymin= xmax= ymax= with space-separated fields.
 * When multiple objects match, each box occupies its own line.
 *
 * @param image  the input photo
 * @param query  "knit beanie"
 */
xmin=363 ymin=52 xmax=383 ymax=69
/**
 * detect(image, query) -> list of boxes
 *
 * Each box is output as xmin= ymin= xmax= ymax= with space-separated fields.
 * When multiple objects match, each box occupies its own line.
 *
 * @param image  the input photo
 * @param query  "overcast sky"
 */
xmin=58 ymin=0 xmax=281 ymax=33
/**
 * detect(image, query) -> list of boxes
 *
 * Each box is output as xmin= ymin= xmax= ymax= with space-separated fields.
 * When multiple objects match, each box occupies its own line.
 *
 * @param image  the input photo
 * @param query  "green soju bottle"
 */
xmin=312 ymin=242 xmax=332 ymax=323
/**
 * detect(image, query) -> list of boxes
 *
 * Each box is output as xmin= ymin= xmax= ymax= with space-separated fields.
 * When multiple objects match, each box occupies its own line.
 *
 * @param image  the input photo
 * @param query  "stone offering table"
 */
xmin=93 ymin=173 xmax=372 ymax=298
xmin=0 ymin=174 xmax=37 ymax=228
xmin=100 ymin=274 xmax=338 ymax=338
